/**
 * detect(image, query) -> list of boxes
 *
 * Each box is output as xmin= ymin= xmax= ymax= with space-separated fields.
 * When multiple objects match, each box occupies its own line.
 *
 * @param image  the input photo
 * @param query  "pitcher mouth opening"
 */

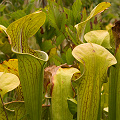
xmin=35 ymin=50 xmax=49 ymax=61
xmin=12 ymin=48 xmax=49 ymax=62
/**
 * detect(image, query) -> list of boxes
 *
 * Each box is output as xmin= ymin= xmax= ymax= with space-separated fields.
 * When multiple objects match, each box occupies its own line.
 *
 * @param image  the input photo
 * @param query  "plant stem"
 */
xmin=0 ymin=93 xmax=8 ymax=120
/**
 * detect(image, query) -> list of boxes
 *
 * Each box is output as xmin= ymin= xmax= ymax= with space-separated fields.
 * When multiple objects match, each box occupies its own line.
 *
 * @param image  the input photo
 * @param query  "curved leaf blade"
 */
xmin=84 ymin=30 xmax=111 ymax=49
xmin=51 ymin=67 xmax=79 ymax=120
xmin=75 ymin=2 xmax=111 ymax=42
xmin=67 ymin=98 xmax=77 ymax=116
xmin=72 ymin=43 xmax=117 ymax=120
xmin=6 ymin=11 xmax=48 ymax=120
xmin=6 ymin=11 xmax=46 ymax=55
xmin=0 ymin=72 xmax=20 ymax=97
xmin=0 ymin=59 xmax=25 ymax=100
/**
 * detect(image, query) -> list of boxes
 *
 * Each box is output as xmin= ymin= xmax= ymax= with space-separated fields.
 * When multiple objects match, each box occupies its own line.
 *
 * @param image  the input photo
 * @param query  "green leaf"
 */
xmin=0 ymin=53 xmax=7 ymax=62
xmin=109 ymin=21 xmax=120 ymax=120
xmin=51 ymin=67 xmax=79 ymax=120
xmin=67 ymin=98 xmax=77 ymax=115
xmin=1 ymin=102 xmax=51 ymax=120
xmin=90 ymin=17 xmax=101 ymax=30
xmin=81 ymin=8 xmax=87 ymax=22
xmin=43 ymin=26 xmax=55 ymax=40
xmin=0 ymin=16 xmax=10 ymax=27
xmin=66 ymin=48 xmax=75 ymax=65
xmin=0 ymin=101 xmax=27 ymax=120
xmin=75 ymin=2 xmax=111 ymax=42
xmin=6 ymin=11 xmax=48 ymax=120
xmin=25 ymin=0 xmax=34 ymax=15
xmin=84 ymin=30 xmax=111 ymax=49
xmin=5 ymin=101 xmax=27 ymax=120
xmin=0 ymin=102 xmax=14 ymax=120
xmin=72 ymin=43 xmax=117 ymax=120
xmin=0 ymin=72 xmax=20 ymax=97
xmin=48 ymin=2 xmax=66 ymax=31
xmin=64 ymin=0 xmax=82 ymax=25
xmin=42 ymin=106 xmax=51 ymax=120
xmin=0 ymin=4 xmax=6 ymax=12
xmin=66 ymin=26 xmax=77 ymax=45
xmin=49 ymin=48 xmax=65 ymax=66
xmin=52 ymin=55 xmax=64 ymax=66
xmin=0 ymin=25 xmax=13 ymax=55
xmin=40 ymin=40 xmax=54 ymax=52
xmin=9 ymin=10 xmax=26 ymax=20
xmin=64 ymin=7 xmax=74 ymax=25
xmin=61 ymin=53 xmax=67 ymax=63
xmin=72 ymin=0 xmax=82 ymax=22
xmin=56 ymin=34 xmax=65 ymax=46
